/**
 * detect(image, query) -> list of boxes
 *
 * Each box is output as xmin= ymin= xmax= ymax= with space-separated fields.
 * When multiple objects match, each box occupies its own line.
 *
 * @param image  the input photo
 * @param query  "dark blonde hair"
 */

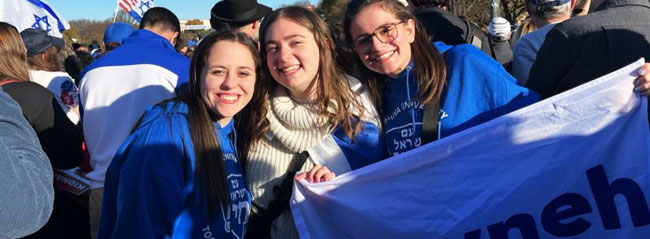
xmin=259 ymin=6 xmax=365 ymax=140
xmin=27 ymin=45 xmax=63 ymax=72
xmin=0 ymin=22 xmax=31 ymax=82
xmin=343 ymin=0 xmax=446 ymax=119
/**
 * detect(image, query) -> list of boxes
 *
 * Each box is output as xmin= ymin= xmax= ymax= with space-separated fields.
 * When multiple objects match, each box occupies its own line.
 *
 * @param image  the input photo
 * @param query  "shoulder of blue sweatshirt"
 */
xmin=98 ymin=101 xmax=191 ymax=238
xmin=99 ymin=101 xmax=250 ymax=239
xmin=306 ymin=75 xmax=386 ymax=174
xmin=435 ymin=42 xmax=540 ymax=136
xmin=381 ymin=42 xmax=539 ymax=156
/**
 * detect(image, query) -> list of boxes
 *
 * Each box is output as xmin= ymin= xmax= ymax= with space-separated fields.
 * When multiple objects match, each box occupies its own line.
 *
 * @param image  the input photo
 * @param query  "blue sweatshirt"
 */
xmin=98 ymin=101 xmax=251 ymax=239
xmin=305 ymin=76 xmax=386 ymax=174
xmin=383 ymin=42 xmax=539 ymax=156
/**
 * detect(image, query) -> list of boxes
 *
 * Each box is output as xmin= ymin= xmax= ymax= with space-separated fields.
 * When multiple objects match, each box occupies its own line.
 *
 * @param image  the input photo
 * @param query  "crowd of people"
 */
xmin=2 ymin=0 xmax=650 ymax=238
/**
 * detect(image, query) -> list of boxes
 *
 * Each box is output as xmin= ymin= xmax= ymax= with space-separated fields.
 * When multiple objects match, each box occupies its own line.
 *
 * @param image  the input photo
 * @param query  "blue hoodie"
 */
xmin=98 ymin=101 xmax=251 ymax=239
xmin=383 ymin=42 xmax=539 ymax=156
xmin=305 ymin=76 xmax=386 ymax=174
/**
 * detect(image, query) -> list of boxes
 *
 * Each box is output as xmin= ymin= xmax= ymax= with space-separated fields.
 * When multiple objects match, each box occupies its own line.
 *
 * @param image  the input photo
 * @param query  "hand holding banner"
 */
xmin=291 ymin=59 xmax=650 ymax=239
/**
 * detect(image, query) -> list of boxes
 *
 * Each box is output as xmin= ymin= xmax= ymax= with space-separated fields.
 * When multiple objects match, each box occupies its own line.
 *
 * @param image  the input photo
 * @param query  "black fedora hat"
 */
xmin=210 ymin=0 xmax=272 ymax=24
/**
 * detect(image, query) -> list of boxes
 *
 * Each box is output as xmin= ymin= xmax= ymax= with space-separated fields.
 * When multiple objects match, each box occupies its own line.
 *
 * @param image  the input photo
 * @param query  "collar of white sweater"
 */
xmin=264 ymin=75 xmax=381 ymax=153
xmin=266 ymin=87 xmax=330 ymax=153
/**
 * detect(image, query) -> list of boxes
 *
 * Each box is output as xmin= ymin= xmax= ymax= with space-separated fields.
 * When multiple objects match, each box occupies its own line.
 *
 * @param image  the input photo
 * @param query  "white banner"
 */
xmin=291 ymin=59 xmax=650 ymax=239
xmin=0 ymin=0 xmax=70 ymax=37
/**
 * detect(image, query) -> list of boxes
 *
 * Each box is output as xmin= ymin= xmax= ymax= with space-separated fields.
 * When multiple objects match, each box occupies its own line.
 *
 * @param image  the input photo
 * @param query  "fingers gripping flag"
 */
xmin=118 ymin=0 xmax=154 ymax=22
xmin=291 ymin=59 xmax=650 ymax=238
xmin=0 ymin=0 xmax=70 ymax=37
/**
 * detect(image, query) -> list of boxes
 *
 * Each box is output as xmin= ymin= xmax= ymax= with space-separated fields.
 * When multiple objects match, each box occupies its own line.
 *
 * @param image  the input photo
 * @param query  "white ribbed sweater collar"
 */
xmin=266 ymin=87 xmax=330 ymax=153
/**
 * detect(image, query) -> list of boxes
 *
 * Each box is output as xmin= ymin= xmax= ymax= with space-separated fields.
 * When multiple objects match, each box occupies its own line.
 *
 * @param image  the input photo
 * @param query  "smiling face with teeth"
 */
xmin=264 ymin=17 xmax=321 ymax=101
xmin=200 ymin=40 xmax=256 ymax=127
xmin=349 ymin=2 xmax=416 ymax=79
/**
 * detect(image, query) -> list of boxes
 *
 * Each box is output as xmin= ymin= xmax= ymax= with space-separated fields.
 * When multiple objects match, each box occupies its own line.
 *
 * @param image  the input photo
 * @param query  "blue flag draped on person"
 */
xmin=0 ymin=0 xmax=69 ymax=37
xmin=118 ymin=0 xmax=154 ymax=22
xmin=291 ymin=59 xmax=650 ymax=239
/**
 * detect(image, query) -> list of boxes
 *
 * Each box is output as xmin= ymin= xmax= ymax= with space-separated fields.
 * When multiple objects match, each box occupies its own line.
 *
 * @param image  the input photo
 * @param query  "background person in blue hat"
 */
xmin=209 ymin=0 xmax=271 ymax=41
xmin=103 ymin=22 xmax=136 ymax=52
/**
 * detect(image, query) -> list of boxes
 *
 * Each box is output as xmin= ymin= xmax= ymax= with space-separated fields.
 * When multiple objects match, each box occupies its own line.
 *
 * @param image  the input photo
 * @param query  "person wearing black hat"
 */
xmin=209 ymin=0 xmax=271 ymax=40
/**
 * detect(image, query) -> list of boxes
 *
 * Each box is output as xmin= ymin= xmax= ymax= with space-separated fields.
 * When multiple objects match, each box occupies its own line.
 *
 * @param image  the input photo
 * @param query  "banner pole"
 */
xmin=112 ymin=1 xmax=119 ymax=23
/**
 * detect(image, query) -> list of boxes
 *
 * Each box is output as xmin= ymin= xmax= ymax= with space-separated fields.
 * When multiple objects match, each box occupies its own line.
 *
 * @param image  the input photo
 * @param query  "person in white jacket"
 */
xmin=21 ymin=28 xmax=81 ymax=125
xmin=79 ymin=7 xmax=189 ymax=238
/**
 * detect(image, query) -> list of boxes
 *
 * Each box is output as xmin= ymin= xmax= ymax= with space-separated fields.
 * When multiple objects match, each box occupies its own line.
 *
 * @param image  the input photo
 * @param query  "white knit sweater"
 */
xmin=246 ymin=76 xmax=379 ymax=239
xmin=247 ymin=86 xmax=326 ymax=239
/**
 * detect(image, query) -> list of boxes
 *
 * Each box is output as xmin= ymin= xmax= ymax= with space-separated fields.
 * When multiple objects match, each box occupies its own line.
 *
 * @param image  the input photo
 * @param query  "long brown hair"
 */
xmin=27 ymin=45 xmax=63 ymax=72
xmin=258 ymin=6 xmax=365 ymax=140
xmin=161 ymin=31 xmax=263 ymax=214
xmin=343 ymin=0 xmax=446 ymax=120
xmin=0 ymin=22 xmax=30 ymax=82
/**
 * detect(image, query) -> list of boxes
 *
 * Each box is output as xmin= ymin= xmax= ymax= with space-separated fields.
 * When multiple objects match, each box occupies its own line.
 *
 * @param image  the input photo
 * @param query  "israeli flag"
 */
xmin=118 ymin=0 xmax=154 ymax=22
xmin=0 ymin=0 xmax=70 ymax=37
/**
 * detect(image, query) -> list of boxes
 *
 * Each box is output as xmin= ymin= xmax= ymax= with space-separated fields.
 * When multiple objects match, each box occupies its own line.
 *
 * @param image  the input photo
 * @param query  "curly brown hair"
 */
xmin=27 ymin=45 xmax=63 ymax=72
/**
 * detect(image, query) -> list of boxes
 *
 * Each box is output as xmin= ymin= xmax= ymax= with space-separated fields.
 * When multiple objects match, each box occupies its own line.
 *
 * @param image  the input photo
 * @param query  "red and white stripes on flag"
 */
xmin=118 ymin=0 xmax=137 ymax=13
xmin=116 ymin=0 xmax=153 ymax=22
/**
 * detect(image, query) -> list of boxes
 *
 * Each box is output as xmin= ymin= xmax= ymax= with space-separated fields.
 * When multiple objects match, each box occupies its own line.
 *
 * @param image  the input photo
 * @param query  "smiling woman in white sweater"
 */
xmin=237 ymin=6 xmax=385 ymax=239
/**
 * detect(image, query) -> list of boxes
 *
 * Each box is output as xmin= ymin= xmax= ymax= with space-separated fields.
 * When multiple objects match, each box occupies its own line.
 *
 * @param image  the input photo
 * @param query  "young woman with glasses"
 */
xmin=343 ymin=0 xmax=540 ymax=157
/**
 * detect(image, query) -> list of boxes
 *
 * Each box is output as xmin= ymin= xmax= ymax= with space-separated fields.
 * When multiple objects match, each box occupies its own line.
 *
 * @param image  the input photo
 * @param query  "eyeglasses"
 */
xmin=353 ymin=21 xmax=405 ymax=53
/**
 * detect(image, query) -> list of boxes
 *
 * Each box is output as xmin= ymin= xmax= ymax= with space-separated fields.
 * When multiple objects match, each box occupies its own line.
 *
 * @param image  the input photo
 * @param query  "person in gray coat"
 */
xmin=0 ymin=86 xmax=54 ymax=239
xmin=526 ymin=0 xmax=650 ymax=98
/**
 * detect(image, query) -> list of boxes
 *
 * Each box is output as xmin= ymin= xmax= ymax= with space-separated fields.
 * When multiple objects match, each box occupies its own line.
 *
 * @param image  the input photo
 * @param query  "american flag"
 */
xmin=117 ymin=0 xmax=154 ymax=22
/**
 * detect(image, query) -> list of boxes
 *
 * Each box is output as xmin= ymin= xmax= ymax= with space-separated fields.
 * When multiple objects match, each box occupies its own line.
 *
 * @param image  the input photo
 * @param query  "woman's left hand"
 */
xmin=295 ymin=165 xmax=336 ymax=183
xmin=634 ymin=63 xmax=650 ymax=96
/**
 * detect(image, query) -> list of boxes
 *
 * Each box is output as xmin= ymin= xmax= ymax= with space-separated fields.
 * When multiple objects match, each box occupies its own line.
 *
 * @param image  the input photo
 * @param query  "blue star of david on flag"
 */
xmin=138 ymin=1 xmax=151 ymax=14
xmin=31 ymin=14 xmax=51 ymax=32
